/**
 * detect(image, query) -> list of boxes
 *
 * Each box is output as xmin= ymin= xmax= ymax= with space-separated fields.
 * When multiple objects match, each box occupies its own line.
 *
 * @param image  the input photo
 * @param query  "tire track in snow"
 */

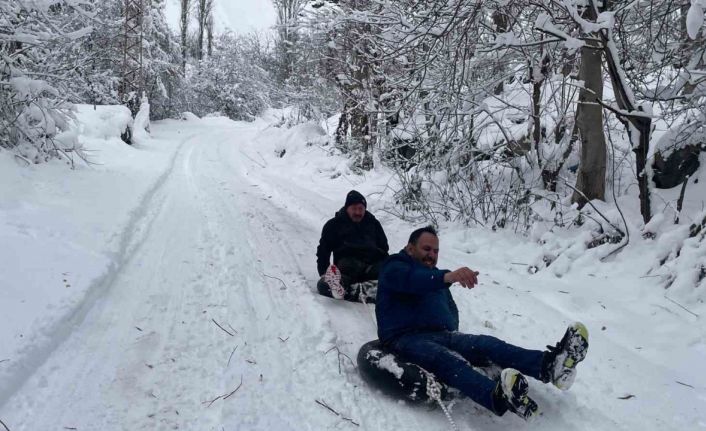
xmin=1 ymin=126 xmax=257 ymax=429
xmin=200 ymin=135 xmax=436 ymax=431
xmin=0 ymin=133 xmax=197 ymax=411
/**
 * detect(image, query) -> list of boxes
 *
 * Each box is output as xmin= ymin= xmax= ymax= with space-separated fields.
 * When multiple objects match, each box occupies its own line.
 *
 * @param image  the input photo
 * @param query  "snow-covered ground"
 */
xmin=1 ymin=107 xmax=704 ymax=430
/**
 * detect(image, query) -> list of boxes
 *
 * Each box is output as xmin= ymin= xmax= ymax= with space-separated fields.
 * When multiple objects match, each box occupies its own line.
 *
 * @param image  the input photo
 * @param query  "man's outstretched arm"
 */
xmin=443 ymin=267 xmax=479 ymax=289
xmin=380 ymin=260 xmax=449 ymax=295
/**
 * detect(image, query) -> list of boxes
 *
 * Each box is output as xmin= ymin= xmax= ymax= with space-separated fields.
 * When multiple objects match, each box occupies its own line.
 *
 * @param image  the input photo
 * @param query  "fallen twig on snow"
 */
xmin=262 ymin=273 xmax=288 ymax=290
xmin=675 ymin=380 xmax=695 ymax=389
xmin=278 ymin=336 xmax=289 ymax=342
xmin=618 ymin=394 xmax=635 ymax=400
xmin=0 ymin=418 xmax=10 ymax=431
xmin=315 ymin=399 xmax=359 ymax=426
xmin=203 ymin=376 xmax=243 ymax=407
xmin=211 ymin=318 xmax=235 ymax=336
xmin=227 ymin=345 xmax=239 ymax=367
xmin=664 ymin=295 xmax=699 ymax=318
xmin=239 ymin=150 xmax=266 ymax=168
xmin=325 ymin=346 xmax=356 ymax=374
xmin=223 ymin=377 xmax=244 ymax=400
xmin=13 ymin=154 xmax=31 ymax=167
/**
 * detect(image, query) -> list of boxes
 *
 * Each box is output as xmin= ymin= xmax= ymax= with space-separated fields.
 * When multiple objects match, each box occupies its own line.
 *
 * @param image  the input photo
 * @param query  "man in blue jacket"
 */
xmin=376 ymin=226 xmax=589 ymax=420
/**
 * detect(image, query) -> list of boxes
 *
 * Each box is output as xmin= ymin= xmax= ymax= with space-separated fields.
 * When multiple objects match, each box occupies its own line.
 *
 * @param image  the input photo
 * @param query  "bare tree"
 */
xmin=271 ymin=0 xmax=306 ymax=82
xmin=180 ymin=0 xmax=190 ymax=72
xmin=572 ymin=3 xmax=606 ymax=207
xmin=206 ymin=8 xmax=214 ymax=57
xmin=196 ymin=0 xmax=214 ymax=60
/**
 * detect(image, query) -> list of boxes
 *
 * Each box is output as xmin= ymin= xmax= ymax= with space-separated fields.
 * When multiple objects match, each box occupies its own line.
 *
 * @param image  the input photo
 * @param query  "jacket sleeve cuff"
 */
xmin=440 ymin=269 xmax=452 ymax=287
xmin=423 ymin=269 xmax=449 ymax=290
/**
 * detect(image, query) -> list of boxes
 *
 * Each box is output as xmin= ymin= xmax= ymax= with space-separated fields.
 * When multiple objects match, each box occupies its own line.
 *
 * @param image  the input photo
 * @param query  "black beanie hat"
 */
xmin=345 ymin=190 xmax=367 ymax=208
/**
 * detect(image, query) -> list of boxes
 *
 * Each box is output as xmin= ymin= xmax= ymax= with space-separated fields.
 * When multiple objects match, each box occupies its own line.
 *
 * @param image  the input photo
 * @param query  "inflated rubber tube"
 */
xmin=357 ymin=339 xmax=457 ymax=403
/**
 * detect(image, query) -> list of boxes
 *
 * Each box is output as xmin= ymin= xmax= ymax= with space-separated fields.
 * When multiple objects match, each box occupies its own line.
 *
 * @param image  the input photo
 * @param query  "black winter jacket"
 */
xmin=316 ymin=208 xmax=389 ymax=276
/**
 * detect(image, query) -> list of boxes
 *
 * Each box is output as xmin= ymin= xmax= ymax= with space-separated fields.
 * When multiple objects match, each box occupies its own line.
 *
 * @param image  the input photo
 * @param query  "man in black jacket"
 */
xmin=316 ymin=190 xmax=389 ymax=301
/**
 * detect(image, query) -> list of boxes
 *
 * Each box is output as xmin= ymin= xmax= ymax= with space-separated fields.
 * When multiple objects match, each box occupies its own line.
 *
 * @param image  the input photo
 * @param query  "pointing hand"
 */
xmin=443 ymin=267 xmax=479 ymax=289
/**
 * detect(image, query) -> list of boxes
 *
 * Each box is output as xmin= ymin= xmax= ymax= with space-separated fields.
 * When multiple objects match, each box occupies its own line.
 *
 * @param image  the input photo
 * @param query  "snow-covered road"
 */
xmin=1 ymin=116 xmax=703 ymax=430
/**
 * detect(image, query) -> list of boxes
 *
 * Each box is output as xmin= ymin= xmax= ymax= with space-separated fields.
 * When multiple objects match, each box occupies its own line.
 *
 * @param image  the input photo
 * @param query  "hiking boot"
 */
xmin=542 ymin=322 xmax=589 ymax=390
xmin=494 ymin=368 xmax=539 ymax=421
xmin=324 ymin=264 xmax=344 ymax=299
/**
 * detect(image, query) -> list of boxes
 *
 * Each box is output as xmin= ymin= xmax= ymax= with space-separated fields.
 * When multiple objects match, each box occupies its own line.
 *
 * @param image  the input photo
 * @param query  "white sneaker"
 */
xmin=324 ymin=264 xmax=344 ymax=299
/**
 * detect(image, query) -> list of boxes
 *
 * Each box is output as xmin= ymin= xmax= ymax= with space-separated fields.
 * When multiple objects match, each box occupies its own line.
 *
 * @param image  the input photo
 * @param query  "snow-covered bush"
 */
xmin=0 ymin=0 xmax=90 ymax=165
xmin=184 ymin=33 xmax=271 ymax=121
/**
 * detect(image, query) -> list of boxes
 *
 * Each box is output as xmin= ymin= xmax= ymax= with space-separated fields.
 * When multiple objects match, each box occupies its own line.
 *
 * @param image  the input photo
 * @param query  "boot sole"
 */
xmin=564 ymin=322 xmax=589 ymax=368
xmin=501 ymin=369 xmax=539 ymax=421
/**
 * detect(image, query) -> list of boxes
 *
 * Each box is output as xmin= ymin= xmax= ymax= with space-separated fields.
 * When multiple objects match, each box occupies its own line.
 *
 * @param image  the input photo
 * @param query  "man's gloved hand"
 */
xmin=443 ymin=267 xmax=479 ymax=289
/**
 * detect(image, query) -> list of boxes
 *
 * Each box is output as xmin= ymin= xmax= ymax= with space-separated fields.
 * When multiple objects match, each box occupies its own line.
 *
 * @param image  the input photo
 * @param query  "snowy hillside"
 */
xmin=1 ymin=108 xmax=704 ymax=430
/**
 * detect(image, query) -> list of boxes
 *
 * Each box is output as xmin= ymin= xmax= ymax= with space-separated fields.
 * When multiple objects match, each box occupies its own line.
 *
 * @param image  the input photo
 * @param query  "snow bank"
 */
xmin=0 ymin=104 xmax=178 ymax=403
xmin=75 ymin=104 xmax=132 ymax=140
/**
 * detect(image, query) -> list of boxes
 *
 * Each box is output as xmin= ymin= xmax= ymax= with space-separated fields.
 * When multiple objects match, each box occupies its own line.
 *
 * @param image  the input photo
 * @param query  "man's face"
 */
xmin=406 ymin=232 xmax=439 ymax=268
xmin=346 ymin=203 xmax=366 ymax=223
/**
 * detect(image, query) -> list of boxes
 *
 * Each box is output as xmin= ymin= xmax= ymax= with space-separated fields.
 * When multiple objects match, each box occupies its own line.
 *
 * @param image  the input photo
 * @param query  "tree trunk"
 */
xmin=492 ymin=9 xmax=510 ymax=95
xmin=349 ymin=2 xmax=374 ymax=170
xmin=206 ymin=12 xmax=213 ymax=57
xmin=335 ymin=101 xmax=351 ymax=150
xmin=350 ymin=104 xmax=372 ymax=169
xmin=531 ymin=78 xmax=542 ymax=160
xmin=197 ymin=0 xmax=206 ymax=60
xmin=180 ymin=0 xmax=189 ymax=73
xmin=572 ymin=13 xmax=606 ymax=206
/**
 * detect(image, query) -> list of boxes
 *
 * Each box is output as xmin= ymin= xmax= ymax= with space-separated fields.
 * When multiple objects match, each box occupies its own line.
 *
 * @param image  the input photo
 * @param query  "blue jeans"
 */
xmin=389 ymin=330 xmax=545 ymax=414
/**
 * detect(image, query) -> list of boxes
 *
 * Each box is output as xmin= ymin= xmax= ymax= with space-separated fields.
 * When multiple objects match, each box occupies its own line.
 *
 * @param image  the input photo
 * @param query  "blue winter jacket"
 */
xmin=376 ymin=250 xmax=459 ymax=343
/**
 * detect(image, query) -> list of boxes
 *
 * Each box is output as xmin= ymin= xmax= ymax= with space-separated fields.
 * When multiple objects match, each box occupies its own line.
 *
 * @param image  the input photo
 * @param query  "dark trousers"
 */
xmin=336 ymin=257 xmax=381 ymax=286
xmin=389 ymin=330 xmax=545 ymax=414
xmin=317 ymin=257 xmax=382 ymax=301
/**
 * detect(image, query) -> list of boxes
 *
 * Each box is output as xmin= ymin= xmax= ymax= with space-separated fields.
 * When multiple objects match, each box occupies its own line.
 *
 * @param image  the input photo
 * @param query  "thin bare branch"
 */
xmin=203 ymin=376 xmax=243 ymax=407
xmin=262 ymin=273 xmax=288 ymax=290
xmin=227 ymin=345 xmax=239 ymax=367
xmin=315 ymin=399 xmax=360 ymax=426
xmin=664 ymin=295 xmax=699 ymax=318
xmin=211 ymin=319 xmax=235 ymax=337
